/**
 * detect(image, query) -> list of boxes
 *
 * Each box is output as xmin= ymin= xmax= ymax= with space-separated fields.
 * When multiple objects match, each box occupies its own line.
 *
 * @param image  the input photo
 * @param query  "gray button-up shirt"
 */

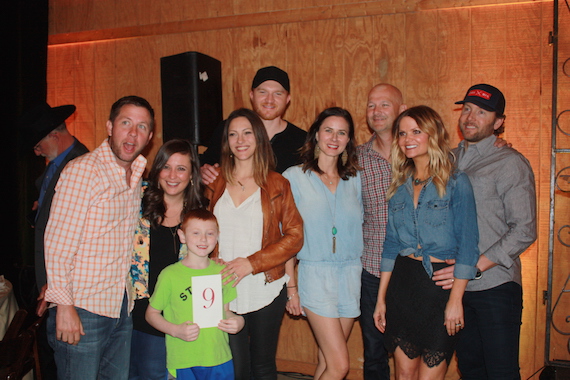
xmin=454 ymin=134 xmax=537 ymax=291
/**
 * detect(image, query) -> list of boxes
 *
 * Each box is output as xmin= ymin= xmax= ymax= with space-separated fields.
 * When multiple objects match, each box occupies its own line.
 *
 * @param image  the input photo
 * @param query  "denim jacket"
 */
xmin=380 ymin=171 xmax=479 ymax=279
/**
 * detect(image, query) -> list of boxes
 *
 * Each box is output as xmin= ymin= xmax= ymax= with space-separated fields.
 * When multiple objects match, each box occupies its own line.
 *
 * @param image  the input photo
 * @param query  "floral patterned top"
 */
xmin=129 ymin=183 xmax=187 ymax=300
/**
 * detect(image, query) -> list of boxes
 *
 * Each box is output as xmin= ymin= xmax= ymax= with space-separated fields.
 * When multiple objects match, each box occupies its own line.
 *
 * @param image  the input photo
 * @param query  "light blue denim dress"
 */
xmin=283 ymin=166 xmax=363 ymax=318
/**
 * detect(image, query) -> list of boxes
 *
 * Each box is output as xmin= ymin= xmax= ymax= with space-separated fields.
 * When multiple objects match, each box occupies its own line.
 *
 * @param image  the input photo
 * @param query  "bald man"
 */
xmin=357 ymin=84 xmax=407 ymax=380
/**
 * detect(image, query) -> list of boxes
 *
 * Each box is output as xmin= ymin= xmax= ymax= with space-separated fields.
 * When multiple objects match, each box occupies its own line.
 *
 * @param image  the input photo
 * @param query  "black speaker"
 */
xmin=160 ymin=51 xmax=222 ymax=145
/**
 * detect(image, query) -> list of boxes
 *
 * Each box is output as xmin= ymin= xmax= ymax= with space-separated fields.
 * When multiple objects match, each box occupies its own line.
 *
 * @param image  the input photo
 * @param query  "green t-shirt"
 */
xmin=149 ymin=260 xmax=237 ymax=370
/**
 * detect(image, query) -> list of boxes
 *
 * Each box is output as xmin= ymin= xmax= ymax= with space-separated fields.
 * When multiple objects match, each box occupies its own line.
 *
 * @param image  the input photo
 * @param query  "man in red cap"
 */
xmin=433 ymin=84 xmax=536 ymax=380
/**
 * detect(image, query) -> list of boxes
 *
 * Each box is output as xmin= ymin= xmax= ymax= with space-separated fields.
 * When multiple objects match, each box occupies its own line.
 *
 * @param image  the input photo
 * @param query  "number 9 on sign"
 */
xmin=202 ymin=287 xmax=215 ymax=309
xmin=192 ymin=274 xmax=223 ymax=328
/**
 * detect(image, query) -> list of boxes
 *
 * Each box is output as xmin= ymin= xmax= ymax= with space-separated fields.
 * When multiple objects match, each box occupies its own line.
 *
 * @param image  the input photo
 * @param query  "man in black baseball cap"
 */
xmin=455 ymin=83 xmax=506 ymax=139
xmin=455 ymin=83 xmax=505 ymax=115
xmin=250 ymin=65 xmax=290 ymax=92
xmin=432 ymin=84 xmax=536 ymax=379
xmin=201 ymin=66 xmax=307 ymax=182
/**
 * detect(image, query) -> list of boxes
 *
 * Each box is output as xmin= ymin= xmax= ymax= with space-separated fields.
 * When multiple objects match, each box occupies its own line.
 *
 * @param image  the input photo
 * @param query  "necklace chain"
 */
xmin=167 ymin=224 xmax=180 ymax=254
xmin=322 ymin=173 xmax=334 ymax=185
xmin=318 ymin=173 xmax=338 ymax=253
xmin=413 ymin=176 xmax=430 ymax=186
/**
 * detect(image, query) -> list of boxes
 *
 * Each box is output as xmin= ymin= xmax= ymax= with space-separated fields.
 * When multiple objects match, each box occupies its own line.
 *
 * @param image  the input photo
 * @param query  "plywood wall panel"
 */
xmin=93 ymin=41 xmax=119 ymax=147
xmin=547 ymin=0 xmax=570 ymax=365
xmin=311 ymin=19 xmax=346 ymax=122
xmin=285 ymin=21 xmax=316 ymax=131
xmin=277 ymin=316 xmax=319 ymax=371
xmin=71 ymin=44 xmax=97 ymax=150
xmin=470 ymin=6 xmax=507 ymax=87
xmin=403 ymin=10 xmax=439 ymax=107
xmin=49 ymin=0 xmax=96 ymax=34
xmin=535 ymin=4 xmax=553 ymax=368
xmin=45 ymin=1 xmax=562 ymax=378
xmin=344 ymin=17 xmax=375 ymax=144
xmin=370 ymin=13 xmax=407 ymax=93
xmin=234 ymin=0 xmax=263 ymax=16
xmin=435 ymin=9 xmax=472 ymax=146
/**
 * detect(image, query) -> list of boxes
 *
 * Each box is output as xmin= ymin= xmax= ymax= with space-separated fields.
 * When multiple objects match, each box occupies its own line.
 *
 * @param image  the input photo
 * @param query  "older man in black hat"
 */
xmin=20 ymin=102 xmax=89 ymax=311
xmin=18 ymin=102 xmax=88 ymax=380
xmin=200 ymin=66 xmax=307 ymax=182
xmin=432 ymin=84 xmax=536 ymax=379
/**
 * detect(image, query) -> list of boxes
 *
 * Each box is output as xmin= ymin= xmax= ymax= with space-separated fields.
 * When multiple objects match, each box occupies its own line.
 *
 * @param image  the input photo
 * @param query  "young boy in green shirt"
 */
xmin=146 ymin=209 xmax=244 ymax=380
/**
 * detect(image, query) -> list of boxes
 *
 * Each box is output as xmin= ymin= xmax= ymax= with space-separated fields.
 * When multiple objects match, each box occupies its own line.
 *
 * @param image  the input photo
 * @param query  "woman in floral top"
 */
xmin=129 ymin=139 xmax=208 ymax=380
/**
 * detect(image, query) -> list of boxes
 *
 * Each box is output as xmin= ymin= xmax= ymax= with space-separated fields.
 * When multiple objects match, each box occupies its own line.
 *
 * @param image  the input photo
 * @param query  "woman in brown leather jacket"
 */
xmin=204 ymin=108 xmax=303 ymax=380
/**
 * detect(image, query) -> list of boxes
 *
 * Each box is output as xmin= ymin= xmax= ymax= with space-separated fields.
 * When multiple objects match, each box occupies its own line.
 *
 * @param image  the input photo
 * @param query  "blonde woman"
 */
xmin=373 ymin=106 xmax=479 ymax=380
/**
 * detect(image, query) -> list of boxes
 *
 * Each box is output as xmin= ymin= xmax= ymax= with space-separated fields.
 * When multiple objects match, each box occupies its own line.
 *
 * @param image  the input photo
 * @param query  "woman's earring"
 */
xmin=341 ymin=150 xmax=348 ymax=165
xmin=314 ymin=145 xmax=320 ymax=160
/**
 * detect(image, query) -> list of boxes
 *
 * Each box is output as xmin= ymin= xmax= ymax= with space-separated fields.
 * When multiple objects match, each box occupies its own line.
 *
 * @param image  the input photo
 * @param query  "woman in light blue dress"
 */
xmin=283 ymin=107 xmax=363 ymax=380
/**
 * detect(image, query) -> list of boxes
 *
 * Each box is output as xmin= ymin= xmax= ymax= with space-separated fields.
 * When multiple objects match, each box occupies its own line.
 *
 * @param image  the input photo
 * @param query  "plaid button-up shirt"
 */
xmin=357 ymin=135 xmax=391 ymax=278
xmin=45 ymin=139 xmax=146 ymax=318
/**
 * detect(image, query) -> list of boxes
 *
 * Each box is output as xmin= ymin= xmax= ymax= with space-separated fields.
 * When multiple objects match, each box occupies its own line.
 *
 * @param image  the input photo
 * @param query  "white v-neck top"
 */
xmin=214 ymin=188 xmax=287 ymax=314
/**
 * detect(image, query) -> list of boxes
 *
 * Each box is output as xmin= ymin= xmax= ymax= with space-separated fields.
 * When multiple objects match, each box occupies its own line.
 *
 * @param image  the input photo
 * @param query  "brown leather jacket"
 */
xmin=205 ymin=170 xmax=304 ymax=283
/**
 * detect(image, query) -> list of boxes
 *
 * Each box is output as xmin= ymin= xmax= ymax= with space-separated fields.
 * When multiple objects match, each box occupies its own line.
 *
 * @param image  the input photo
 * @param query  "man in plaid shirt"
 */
xmin=357 ymin=84 xmax=407 ymax=380
xmin=44 ymin=96 xmax=154 ymax=380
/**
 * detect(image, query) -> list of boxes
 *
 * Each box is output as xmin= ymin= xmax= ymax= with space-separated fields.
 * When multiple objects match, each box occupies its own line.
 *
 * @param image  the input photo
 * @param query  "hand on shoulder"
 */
xmin=201 ymin=163 xmax=220 ymax=185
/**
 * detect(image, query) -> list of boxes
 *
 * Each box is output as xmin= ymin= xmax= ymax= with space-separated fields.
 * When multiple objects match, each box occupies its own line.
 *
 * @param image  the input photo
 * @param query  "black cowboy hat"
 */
xmin=19 ymin=102 xmax=76 ymax=147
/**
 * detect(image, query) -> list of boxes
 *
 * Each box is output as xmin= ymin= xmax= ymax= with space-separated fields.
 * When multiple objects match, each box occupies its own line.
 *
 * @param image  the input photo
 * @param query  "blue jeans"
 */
xmin=129 ymin=329 xmax=167 ymax=380
xmin=359 ymin=270 xmax=390 ymax=380
xmin=47 ymin=294 xmax=133 ymax=380
xmin=456 ymin=282 xmax=523 ymax=380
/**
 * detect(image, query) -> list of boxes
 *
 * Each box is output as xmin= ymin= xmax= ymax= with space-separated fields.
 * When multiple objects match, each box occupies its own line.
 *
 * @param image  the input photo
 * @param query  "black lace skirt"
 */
xmin=384 ymin=255 xmax=456 ymax=367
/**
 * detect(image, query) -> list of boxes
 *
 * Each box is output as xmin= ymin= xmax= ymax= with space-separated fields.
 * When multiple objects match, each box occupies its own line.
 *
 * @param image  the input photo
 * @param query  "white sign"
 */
xmin=192 ymin=274 xmax=223 ymax=328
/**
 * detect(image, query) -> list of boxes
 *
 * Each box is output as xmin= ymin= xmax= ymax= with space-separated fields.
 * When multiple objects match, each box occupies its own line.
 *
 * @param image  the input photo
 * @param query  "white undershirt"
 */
xmin=214 ymin=188 xmax=287 ymax=314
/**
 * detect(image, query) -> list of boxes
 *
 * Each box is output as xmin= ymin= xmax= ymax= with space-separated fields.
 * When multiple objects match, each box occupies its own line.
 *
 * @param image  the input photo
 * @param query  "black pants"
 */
xmin=360 ymin=269 xmax=390 ymax=380
xmin=229 ymin=285 xmax=287 ymax=380
xmin=456 ymin=282 xmax=523 ymax=380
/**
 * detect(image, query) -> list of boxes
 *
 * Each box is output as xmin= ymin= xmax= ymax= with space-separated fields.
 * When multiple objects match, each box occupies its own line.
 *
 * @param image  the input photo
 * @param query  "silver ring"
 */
xmin=455 ymin=323 xmax=462 ymax=327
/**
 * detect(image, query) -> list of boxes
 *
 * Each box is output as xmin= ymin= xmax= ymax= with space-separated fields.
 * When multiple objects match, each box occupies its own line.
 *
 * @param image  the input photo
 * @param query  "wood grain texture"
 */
xmin=46 ymin=1 xmax=563 ymax=378
xmin=547 ymin=0 xmax=570 ymax=365
xmin=48 ymin=1 xmax=540 ymax=45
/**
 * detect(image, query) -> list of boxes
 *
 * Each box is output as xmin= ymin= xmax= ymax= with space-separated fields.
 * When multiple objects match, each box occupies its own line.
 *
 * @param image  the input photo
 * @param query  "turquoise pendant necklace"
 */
xmin=320 ymin=173 xmax=338 ymax=253
xmin=332 ymin=226 xmax=337 ymax=253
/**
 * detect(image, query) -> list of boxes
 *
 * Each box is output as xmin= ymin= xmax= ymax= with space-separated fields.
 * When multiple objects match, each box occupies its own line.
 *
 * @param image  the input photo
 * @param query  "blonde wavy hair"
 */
xmin=387 ymin=105 xmax=454 ymax=199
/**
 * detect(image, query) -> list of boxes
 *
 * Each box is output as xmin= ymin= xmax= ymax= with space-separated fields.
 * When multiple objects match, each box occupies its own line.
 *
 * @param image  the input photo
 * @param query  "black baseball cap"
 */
xmin=251 ymin=66 xmax=290 ymax=92
xmin=455 ymin=84 xmax=505 ymax=116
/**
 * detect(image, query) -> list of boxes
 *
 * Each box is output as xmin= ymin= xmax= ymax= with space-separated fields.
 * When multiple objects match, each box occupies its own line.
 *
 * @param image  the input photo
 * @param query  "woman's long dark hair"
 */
xmin=299 ymin=107 xmax=360 ymax=179
xmin=220 ymin=108 xmax=276 ymax=186
xmin=143 ymin=139 xmax=208 ymax=228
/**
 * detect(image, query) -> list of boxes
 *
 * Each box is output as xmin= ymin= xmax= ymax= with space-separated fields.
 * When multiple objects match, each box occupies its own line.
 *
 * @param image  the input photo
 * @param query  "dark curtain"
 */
xmin=1 ymin=0 xmax=49 ymax=309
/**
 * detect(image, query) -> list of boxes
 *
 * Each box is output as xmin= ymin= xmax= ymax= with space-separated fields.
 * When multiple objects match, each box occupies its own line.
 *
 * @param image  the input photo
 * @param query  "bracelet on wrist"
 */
xmin=287 ymin=285 xmax=297 ymax=288
xmin=287 ymin=293 xmax=297 ymax=301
